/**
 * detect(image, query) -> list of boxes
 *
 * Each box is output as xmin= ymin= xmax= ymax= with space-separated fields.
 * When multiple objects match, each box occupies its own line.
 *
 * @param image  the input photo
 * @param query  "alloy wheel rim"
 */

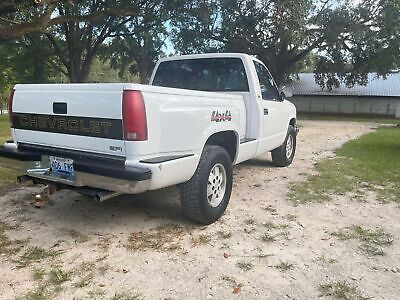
xmin=207 ymin=163 xmax=227 ymax=208
xmin=286 ymin=135 xmax=294 ymax=159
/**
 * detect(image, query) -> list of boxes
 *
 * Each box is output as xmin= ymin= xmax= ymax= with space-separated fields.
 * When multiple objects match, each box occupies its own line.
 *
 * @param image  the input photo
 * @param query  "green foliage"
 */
xmin=1 ymin=0 xmax=398 ymax=87
xmin=0 ymin=115 xmax=19 ymax=193
xmin=0 ymin=114 xmax=11 ymax=144
xmin=315 ymin=0 xmax=400 ymax=90
xmin=43 ymin=0 xmax=178 ymax=83
xmin=104 ymin=26 xmax=167 ymax=83
xmin=289 ymin=126 xmax=400 ymax=204
xmin=172 ymin=0 xmax=399 ymax=87
xmin=0 ymin=35 xmax=66 ymax=98
xmin=87 ymin=58 xmax=134 ymax=83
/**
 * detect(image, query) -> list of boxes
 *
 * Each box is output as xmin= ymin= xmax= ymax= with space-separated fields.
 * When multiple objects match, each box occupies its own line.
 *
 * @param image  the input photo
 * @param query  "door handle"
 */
xmin=264 ymin=108 xmax=269 ymax=115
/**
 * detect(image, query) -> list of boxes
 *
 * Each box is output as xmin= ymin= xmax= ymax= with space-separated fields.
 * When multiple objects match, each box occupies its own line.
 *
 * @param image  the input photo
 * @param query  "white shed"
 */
xmin=289 ymin=73 xmax=400 ymax=118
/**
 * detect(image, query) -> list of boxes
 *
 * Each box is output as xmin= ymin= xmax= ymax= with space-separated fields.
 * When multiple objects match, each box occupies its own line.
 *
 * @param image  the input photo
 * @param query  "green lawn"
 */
xmin=0 ymin=114 xmax=11 ymax=144
xmin=298 ymin=113 xmax=400 ymax=125
xmin=289 ymin=126 xmax=400 ymax=203
xmin=0 ymin=114 xmax=19 ymax=193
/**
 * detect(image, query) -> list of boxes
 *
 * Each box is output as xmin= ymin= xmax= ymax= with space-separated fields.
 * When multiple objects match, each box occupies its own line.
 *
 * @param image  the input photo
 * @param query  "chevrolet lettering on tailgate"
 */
xmin=12 ymin=113 xmax=123 ymax=140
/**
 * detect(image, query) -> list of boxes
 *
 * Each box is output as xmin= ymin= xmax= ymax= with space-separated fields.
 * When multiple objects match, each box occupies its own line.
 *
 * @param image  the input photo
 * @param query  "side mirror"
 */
xmin=280 ymin=86 xmax=293 ymax=99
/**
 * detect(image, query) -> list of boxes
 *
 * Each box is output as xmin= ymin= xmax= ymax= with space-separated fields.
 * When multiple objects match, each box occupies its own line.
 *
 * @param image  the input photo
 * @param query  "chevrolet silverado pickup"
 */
xmin=0 ymin=53 xmax=298 ymax=224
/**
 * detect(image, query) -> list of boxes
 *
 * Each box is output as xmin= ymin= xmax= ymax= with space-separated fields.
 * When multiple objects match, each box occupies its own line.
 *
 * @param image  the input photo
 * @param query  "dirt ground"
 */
xmin=1 ymin=120 xmax=399 ymax=300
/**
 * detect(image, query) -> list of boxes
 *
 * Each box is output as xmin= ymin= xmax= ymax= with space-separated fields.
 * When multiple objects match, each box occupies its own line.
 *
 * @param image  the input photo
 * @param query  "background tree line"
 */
xmin=0 ymin=0 xmax=399 ymax=106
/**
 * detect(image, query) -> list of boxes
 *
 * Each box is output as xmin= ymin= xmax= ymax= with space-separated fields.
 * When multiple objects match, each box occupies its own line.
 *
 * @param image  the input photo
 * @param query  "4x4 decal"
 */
xmin=211 ymin=110 xmax=232 ymax=122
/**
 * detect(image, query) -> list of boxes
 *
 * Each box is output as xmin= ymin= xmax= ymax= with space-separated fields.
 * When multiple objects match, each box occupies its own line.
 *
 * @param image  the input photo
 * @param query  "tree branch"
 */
xmin=0 ymin=5 xmax=142 ymax=41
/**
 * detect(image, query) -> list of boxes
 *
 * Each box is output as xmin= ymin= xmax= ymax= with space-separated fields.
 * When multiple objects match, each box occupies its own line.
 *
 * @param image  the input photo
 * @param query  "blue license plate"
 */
xmin=50 ymin=156 xmax=75 ymax=180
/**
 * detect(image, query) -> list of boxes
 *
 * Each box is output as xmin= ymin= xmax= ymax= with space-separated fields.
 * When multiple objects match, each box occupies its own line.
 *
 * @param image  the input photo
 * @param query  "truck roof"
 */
xmin=157 ymin=53 xmax=254 ymax=63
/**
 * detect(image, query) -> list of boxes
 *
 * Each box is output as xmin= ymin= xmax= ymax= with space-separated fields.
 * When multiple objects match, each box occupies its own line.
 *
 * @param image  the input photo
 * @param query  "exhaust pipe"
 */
xmin=94 ymin=191 xmax=122 ymax=202
xmin=17 ymin=175 xmax=32 ymax=184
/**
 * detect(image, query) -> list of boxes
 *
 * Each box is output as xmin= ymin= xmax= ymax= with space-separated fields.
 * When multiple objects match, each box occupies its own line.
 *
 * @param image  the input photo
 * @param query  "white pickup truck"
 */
xmin=0 ymin=53 xmax=297 ymax=224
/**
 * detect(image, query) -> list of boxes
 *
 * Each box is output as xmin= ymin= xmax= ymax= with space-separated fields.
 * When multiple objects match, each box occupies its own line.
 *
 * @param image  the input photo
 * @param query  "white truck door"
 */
xmin=253 ymin=61 xmax=288 ymax=153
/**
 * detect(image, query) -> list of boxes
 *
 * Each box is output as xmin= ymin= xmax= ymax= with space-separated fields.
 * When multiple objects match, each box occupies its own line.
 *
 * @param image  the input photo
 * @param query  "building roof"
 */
xmin=289 ymin=72 xmax=400 ymax=97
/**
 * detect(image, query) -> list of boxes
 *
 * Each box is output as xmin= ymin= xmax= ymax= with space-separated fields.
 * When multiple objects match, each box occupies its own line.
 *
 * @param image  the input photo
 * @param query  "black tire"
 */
xmin=179 ymin=145 xmax=233 ymax=224
xmin=271 ymin=125 xmax=297 ymax=167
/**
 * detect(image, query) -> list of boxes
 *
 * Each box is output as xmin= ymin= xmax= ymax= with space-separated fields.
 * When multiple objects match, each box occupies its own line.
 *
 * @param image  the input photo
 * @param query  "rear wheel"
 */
xmin=179 ymin=145 xmax=233 ymax=224
xmin=271 ymin=125 xmax=297 ymax=167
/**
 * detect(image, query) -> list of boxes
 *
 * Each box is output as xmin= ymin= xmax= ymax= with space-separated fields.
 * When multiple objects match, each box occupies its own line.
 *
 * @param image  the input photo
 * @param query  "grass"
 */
xmin=97 ymin=236 xmax=112 ymax=252
xmin=319 ymin=280 xmax=369 ymax=300
xmin=0 ymin=114 xmax=19 ymax=193
xmin=236 ymin=261 xmax=254 ymax=272
xmin=73 ymin=261 xmax=96 ymax=288
xmin=126 ymin=224 xmax=185 ymax=252
xmin=261 ymin=224 xmax=291 ymax=243
xmin=87 ymin=288 xmax=106 ymax=299
xmin=298 ymin=113 xmax=400 ymax=125
xmin=275 ymin=261 xmax=295 ymax=272
xmin=0 ymin=221 xmax=18 ymax=254
xmin=110 ymin=292 xmax=142 ymax=300
xmin=264 ymin=206 xmax=278 ymax=214
xmin=15 ymin=246 xmax=59 ymax=268
xmin=261 ymin=233 xmax=277 ymax=243
xmin=33 ymin=268 xmax=46 ymax=281
xmin=21 ymin=285 xmax=49 ymax=300
xmin=0 ymin=114 xmax=11 ymax=144
xmin=221 ymin=276 xmax=243 ymax=294
xmin=315 ymin=255 xmax=337 ymax=264
xmin=285 ymin=214 xmax=297 ymax=221
xmin=244 ymin=217 xmax=256 ymax=225
xmin=217 ymin=230 xmax=232 ymax=239
xmin=98 ymin=264 xmax=109 ymax=276
xmin=64 ymin=229 xmax=89 ymax=243
xmin=289 ymin=127 xmax=400 ymax=203
xmin=191 ymin=234 xmax=211 ymax=246
xmin=332 ymin=225 xmax=393 ymax=256
xmin=74 ymin=273 xmax=94 ymax=288
xmin=49 ymin=267 xmax=71 ymax=286
xmin=263 ymin=221 xmax=279 ymax=230
xmin=19 ymin=266 xmax=72 ymax=300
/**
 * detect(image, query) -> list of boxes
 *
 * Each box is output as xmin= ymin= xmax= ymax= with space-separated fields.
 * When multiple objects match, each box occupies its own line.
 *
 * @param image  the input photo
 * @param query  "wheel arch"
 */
xmin=289 ymin=117 xmax=297 ymax=128
xmin=204 ymin=130 xmax=239 ymax=163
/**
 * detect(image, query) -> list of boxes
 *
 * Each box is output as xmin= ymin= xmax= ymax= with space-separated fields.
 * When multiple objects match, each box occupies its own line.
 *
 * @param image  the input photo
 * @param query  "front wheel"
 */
xmin=179 ymin=145 xmax=233 ymax=224
xmin=271 ymin=125 xmax=297 ymax=167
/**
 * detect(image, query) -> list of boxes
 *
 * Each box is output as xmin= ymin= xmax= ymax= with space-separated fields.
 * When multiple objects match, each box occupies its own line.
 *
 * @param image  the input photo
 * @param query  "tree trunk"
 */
xmin=67 ymin=55 xmax=93 ymax=83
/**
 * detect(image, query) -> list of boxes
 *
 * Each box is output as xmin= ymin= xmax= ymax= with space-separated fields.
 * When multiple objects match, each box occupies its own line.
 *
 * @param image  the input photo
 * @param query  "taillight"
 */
xmin=122 ymin=90 xmax=148 ymax=141
xmin=8 ymin=89 xmax=15 ymax=127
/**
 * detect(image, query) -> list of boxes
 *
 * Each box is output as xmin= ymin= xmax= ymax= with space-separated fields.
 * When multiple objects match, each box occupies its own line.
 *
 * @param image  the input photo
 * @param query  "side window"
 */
xmin=254 ymin=62 xmax=280 ymax=101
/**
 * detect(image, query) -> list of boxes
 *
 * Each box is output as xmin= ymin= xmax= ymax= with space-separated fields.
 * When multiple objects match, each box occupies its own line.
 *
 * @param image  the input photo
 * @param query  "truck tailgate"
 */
xmin=11 ymin=84 xmax=126 ymax=157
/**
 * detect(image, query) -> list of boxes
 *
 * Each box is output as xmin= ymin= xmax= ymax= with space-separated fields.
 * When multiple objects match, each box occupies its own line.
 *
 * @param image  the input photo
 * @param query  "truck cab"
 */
xmin=150 ymin=53 xmax=297 ymax=163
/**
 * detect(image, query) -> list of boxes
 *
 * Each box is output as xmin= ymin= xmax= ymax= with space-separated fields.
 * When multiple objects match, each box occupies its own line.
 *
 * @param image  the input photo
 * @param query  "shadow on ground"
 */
xmin=10 ymin=185 xmax=192 ymax=243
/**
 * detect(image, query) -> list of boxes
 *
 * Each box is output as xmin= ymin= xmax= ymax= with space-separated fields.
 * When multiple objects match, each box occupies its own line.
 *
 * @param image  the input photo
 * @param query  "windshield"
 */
xmin=152 ymin=58 xmax=249 ymax=92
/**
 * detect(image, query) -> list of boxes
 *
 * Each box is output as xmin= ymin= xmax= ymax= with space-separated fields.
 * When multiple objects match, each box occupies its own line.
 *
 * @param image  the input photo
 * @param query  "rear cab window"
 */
xmin=152 ymin=58 xmax=249 ymax=92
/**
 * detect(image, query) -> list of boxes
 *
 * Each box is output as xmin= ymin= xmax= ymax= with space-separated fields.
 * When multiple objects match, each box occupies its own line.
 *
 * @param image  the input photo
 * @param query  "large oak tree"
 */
xmin=172 ymin=0 xmax=400 ymax=88
xmin=5 ymin=0 xmax=182 ymax=83
xmin=0 ymin=0 xmax=152 ymax=41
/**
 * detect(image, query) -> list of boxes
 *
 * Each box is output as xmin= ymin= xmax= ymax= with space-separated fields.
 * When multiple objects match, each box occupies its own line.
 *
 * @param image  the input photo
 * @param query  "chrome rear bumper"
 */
xmin=0 ymin=143 xmax=152 ymax=194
